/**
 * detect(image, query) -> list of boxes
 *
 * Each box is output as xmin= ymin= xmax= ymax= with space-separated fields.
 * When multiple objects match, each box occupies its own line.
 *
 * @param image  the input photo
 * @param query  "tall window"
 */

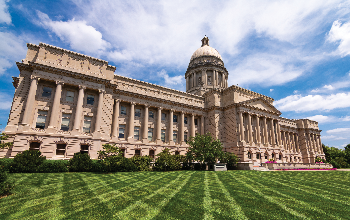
xmin=135 ymin=108 xmax=141 ymax=117
xmin=119 ymin=124 xmax=126 ymax=138
xmin=279 ymin=154 xmax=282 ymax=160
xmin=80 ymin=144 xmax=89 ymax=154
xmin=198 ymin=77 xmax=202 ymax=84
xmin=36 ymin=110 xmax=48 ymax=129
xmin=256 ymin=153 xmax=260 ymax=159
xmin=135 ymin=149 xmax=140 ymax=156
xmin=173 ymin=115 xmax=178 ymax=123
xmin=173 ymin=131 xmax=177 ymax=143
xmin=184 ymin=117 xmax=188 ymax=124
xmin=120 ymin=106 xmax=127 ymax=115
xmin=149 ymin=149 xmax=155 ymax=158
xmin=66 ymin=91 xmax=74 ymax=102
xmin=134 ymin=126 xmax=140 ymax=140
xmin=148 ymin=128 xmax=153 ymax=141
xmin=42 ymin=87 xmax=52 ymax=98
xmin=56 ymin=144 xmax=66 ymax=156
xmin=29 ymin=142 xmax=40 ymax=151
xmin=207 ymin=76 xmax=212 ymax=85
xmin=87 ymin=95 xmax=94 ymax=105
xmin=61 ymin=114 xmax=71 ymax=131
xmin=83 ymin=116 xmax=92 ymax=133
xmin=248 ymin=152 xmax=251 ymax=159
xmin=194 ymin=119 xmax=198 ymax=126
xmin=149 ymin=111 xmax=154 ymax=119
xmin=161 ymin=113 xmax=166 ymax=121
xmin=161 ymin=129 xmax=166 ymax=142
xmin=184 ymin=132 xmax=188 ymax=143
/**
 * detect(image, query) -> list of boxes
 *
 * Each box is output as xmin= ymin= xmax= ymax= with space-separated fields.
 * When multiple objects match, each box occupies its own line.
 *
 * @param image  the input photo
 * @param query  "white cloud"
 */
xmin=0 ymin=0 xmax=11 ymax=24
xmin=275 ymin=92 xmax=350 ymax=112
xmin=327 ymin=20 xmax=350 ymax=57
xmin=37 ymin=11 xmax=109 ymax=54
xmin=323 ymin=85 xmax=334 ymax=90
xmin=321 ymin=135 xmax=346 ymax=140
xmin=156 ymin=69 xmax=185 ymax=90
xmin=0 ymin=92 xmax=13 ymax=110
xmin=307 ymin=115 xmax=337 ymax=123
xmin=270 ymin=89 xmax=274 ymax=92
xmin=342 ymin=116 xmax=350 ymax=121
xmin=326 ymin=128 xmax=350 ymax=134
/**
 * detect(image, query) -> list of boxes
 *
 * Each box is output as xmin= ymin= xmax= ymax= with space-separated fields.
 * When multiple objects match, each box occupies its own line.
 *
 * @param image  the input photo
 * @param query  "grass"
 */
xmin=1 ymin=171 xmax=350 ymax=220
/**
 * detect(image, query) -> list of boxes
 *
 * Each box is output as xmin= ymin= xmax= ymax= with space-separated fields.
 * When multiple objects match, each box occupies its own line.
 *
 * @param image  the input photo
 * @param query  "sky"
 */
xmin=0 ymin=0 xmax=349 ymax=149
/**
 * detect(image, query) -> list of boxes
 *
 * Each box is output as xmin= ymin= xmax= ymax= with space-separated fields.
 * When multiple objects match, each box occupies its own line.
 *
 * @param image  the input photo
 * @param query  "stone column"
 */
xmin=169 ymin=110 xmax=174 ymax=144
xmin=186 ymin=77 xmax=189 ymax=91
xmin=270 ymin=119 xmax=275 ymax=146
xmin=201 ymin=115 xmax=205 ymax=135
xmin=313 ymin=134 xmax=317 ymax=153
xmin=291 ymin=133 xmax=295 ymax=152
xmin=142 ymin=105 xmax=149 ymax=143
xmin=248 ymin=113 xmax=253 ymax=144
xmin=48 ymin=81 xmax=63 ymax=130
xmin=73 ymin=85 xmax=85 ymax=131
xmin=180 ymin=112 xmax=185 ymax=145
xmin=156 ymin=107 xmax=162 ymax=144
xmin=256 ymin=115 xmax=261 ymax=144
xmin=215 ymin=70 xmax=218 ymax=86
xmin=22 ymin=76 xmax=40 ymax=126
xmin=318 ymin=135 xmax=323 ymax=153
xmin=192 ymin=73 xmax=195 ymax=88
xmin=277 ymin=121 xmax=281 ymax=146
xmin=295 ymin=134 xmax=300 ymax=152
xmin=112 ymin=99 xmax=120 ymax=138
xmin=194 ymin=72 xmax=197 ymax=87
xmin=94 ymin=89 xmax=105 ymax=132
xmin=127 ymin=102 xmax=135 ymax=141
xmin=190 ymin=114 xmax=195 ymax=137
xmin=263 ymin=117 xmax=268 ymax=145
xmin=239 ymin=112 xmax=244 ymax=142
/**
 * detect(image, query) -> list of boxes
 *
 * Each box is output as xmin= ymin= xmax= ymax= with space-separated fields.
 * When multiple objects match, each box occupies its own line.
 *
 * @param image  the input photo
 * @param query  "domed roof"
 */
xmin=190 ymin=36 xmax=222 ymax=62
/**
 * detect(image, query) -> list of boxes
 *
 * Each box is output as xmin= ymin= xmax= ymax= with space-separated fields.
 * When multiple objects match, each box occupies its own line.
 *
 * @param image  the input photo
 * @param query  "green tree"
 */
xmin=186 ymin=133 xmax=224 ymax=170
xmin=219 ymin=151 xmax=239 ymax=170
xmin=0 ymin=133 xmax=13 ymax=149
xmin=323 ymin=144 xmax=350 ymax=168
xmin=98 ymin=144 xmax=123 ymax=159
xmin=154 ymin=148 xmax=183 ymax=171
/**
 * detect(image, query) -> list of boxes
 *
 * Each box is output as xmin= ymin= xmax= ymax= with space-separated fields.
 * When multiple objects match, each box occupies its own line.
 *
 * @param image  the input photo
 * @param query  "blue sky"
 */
xmin=0 ymin=0 xmax=349 ymax=149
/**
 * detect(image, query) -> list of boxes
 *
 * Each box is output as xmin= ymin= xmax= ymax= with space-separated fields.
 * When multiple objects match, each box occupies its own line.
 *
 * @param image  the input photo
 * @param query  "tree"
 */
xmin=322 ymin=144 xmax=350 ymax=168
xmin=154 ymin=148 xmax=183 ymax=171
xmin=0 ymin=133 xmax=13 ymax=149
xmin=186 ymin=133 xmax=224 ymax=170
xmin=219 ymin=152 xmax=239 ymax=170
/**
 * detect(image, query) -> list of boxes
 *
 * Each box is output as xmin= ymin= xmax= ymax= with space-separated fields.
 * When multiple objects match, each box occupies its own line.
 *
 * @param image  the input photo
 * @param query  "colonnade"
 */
xmin=307 ymin=133 xmax=322 ymax=154
xmin=186 ymin=69 xmax=227 ymax=91
xmin=280 ymin=131 xmax=300 ymax=153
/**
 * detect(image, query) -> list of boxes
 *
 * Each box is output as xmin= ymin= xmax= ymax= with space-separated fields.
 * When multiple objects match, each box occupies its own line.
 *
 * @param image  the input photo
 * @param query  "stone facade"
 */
xmin=1 ymin=36 xmax=327 ymax=169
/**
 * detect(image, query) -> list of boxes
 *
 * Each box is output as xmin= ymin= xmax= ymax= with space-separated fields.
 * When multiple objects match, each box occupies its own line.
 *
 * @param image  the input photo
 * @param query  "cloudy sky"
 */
xmin=0 ymin=0 xmax=349 ymax=149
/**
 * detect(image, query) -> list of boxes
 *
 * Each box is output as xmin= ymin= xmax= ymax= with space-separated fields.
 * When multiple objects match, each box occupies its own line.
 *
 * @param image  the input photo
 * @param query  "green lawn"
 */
xmin=1 ymin=171 xmax=350 ymax=219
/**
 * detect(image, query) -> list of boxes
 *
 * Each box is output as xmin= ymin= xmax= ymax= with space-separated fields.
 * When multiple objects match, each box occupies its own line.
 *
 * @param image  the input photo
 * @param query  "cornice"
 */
xmin=223 ymin=84 xmax=274 ymax=102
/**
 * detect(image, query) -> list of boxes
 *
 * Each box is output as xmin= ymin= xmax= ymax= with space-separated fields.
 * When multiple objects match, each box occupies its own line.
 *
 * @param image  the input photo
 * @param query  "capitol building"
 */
xmin=1 ymin=36 xmax=328 ymax=169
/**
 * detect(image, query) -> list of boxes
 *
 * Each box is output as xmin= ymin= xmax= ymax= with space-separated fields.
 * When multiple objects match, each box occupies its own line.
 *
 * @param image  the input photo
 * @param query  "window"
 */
xmin=175 ymin=151 xmax=180 ymax=155
xmin=135 ymin=149 xmax=140 ymax=156
xmin=148 ymin=128 xmax=153 ymax=141
xmin=248 ymin=152 xmax=251 ymax=159
xmin=194 ymin=119 xmax=198 ymax=126
xmin=207 ymin=76 xmax=212 ymax=85
xmin=149 ymin=149 xmax=155 ymax=158
xmin=149 ymin=111 xmax=154 ymax=119
xmin=83 ymin=116 xmax=92 ymax=133
xmin=42 ymin=87 xmax=52 ymax=98
xmin=135 ymin=108 xmax=141 ymax=117
xmin=173 ymin=131 xmax=177 ymax=143
xmin=56 ymin=144 xmax=66 ymax=156
xmin=66 ymin=91 xmax=74 ymax=102
xmin=184 ymin=132 xmax=188 ymax=143
xmin=265 ymin=154 xmax=268 ymax=160
xmin=80 ymin=144 xmax=89 ymax=154
xmin=184 ymin=117 xmax=188 ymax=124
xmin=272 ymin=153 xmax=275 ymax=160
xmin=29 ymin=142 xmax=40 ymax=151
xmin=119 ymin=124 xmax=126 ymax=138
xmin=173 ymin=115 xmax=178 ymax=123
xmin=161 ymin=129 xmax=166 ymax=142
xmin=121 ymin=149 xmax=125 ymax=157
xmin=256 ymin=153 xmax=260 ymax=159
xmin=36 ymin=110 xmax=48 ymax=129
xmin=61 ymin=114 xmax=71 ymax=131
xmin=161 ymin=113 xmax=166 ymax=121
xmin=87 ymin=95 xmax=94 ymax=105
xmin=134 ymin=126 xmax=140 ymax=140
xmin=121 ymin=106 xmax=127 ymax=115
xmin=198 ymin=77 xmax=202 ymax=84
xmin=279 ymin=154 xmax=282 ymax=160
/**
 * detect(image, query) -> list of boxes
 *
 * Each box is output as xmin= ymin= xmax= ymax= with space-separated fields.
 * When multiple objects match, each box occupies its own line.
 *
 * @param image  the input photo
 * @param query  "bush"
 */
xmin=130 ymin=156 xmax=153 ymax=171
xmin=9 ymin=150 xmax=46 ymax=173
xmin=37 ymin=160 xmax=69 ymax=173
xmin=0 ymin=165 xmax=14 ymax=196
xmin=154 ymin=149 xmax=183 ymax=171
xmin=91 ymin=160 xmax=108 ymax=173
xmin=101 ymin=155 xmax=137 ymax=172
xmin=69 ymin=152 xmax=93 ymax=172
xmin=0 ymin=158 xmax=13 ymax=172
xmin=220 ymin=152 xmax=239 ymax=170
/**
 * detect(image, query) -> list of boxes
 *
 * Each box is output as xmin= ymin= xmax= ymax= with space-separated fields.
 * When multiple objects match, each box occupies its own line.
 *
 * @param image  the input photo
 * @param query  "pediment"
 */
xmin=238 ymin=98 xmax=281 ymax=115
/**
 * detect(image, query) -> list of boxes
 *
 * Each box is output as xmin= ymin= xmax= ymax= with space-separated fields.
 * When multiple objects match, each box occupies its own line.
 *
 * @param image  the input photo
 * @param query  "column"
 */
xmin=127 ymin=102 xmax=135 ymax=141
xmin=73 ymin=85 xmax=85 ymax=131
xmin=94 ymin=89 xmax=105 ymax=132
xmin=142 ymin=105 xmax=149 ymax=142
xmin=22 ymin=76 xmax=40 ymax=125
xmin=194 ymin=72 xmax=197 ymax=87
xmin=192 ymin=73 xmax=195 ymax=88
xmin=201 ymin=115 xmax=205 ymax=135
xmin=295 ymin=134 xmax=300 ymax=152
xmin=277 ymin=121 xmax=281 ymax=146
xmin=169 ymin=110 xmax=174 ymax=144
xmin=156 ymin=107 xmax=162 ymax=143
xmin=263 ymin=117 xmax=268 ymax=145
xmin=248 ymin=113 xmax=253 ymax=144
xmin=317 ymin=135 xmax=322 ymax=153
xmin=180 ymin=112 xmax=185 ymax=144
xmin=287 ymin=132 xmax=291 ymax=151
xmin=48 ymin=81 xmax=63 ymax=129
xmin=190 ymin=114 xmax=195 ymax=137
xmin=256 ymin=115 xmax=261 ymax=144
xmin=201 ymin=69 xmax=206 ymax=85
xmin=291 ymin=133 xmax=296 ymax=152
xmin=186 ymin=77 xmax=189 ymax=91
xmin=239 ymin=112 xmax=244 ymax=142
xmin=270 ymin=119 xmax=275 ymax=146
xmin=112 ymin=99 xmax=120 ymax=138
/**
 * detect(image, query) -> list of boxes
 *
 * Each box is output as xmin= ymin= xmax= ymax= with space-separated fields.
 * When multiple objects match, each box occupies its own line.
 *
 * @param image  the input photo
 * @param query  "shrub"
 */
xmin=91 ymin=160 xmax=108 ymax=173
xmin=220 ymin=152 xmax=239 ymax=170
xmin=154 ymin=149 xmax=183 ymax=171
xmin=130 ymin=156 xmax=153 ymax=171
xmin=37 ymin=160 xmax=69 ymax=173
xmin=69 ymin=152 xmax=93 ymax=172
xmin=9 ymin=150 xmax=46 ymax=173
xmin=101 ymin=155 xmax=137 ymax=172
xmin=0 ymin=158 xmax=13 ymax=172
xmin=0 ymin=165 xmax=14 ymax=196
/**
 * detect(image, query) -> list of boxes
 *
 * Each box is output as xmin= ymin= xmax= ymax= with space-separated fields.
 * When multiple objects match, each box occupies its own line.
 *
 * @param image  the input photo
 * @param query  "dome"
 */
xmin=190 ymin=36 xmax=222 ymax=62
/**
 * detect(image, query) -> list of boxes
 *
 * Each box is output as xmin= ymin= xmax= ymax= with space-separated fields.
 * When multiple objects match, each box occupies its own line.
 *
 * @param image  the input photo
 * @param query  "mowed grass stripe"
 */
xmin=242 ymin=172 xmax=340 ymax=220
xmin=113 ymin=171 xmax=193 ymax=219
xmin=203 ymin=171 xmax=214 ymax=220
xmin=230 ymin=172 xmax=310 ymax=220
